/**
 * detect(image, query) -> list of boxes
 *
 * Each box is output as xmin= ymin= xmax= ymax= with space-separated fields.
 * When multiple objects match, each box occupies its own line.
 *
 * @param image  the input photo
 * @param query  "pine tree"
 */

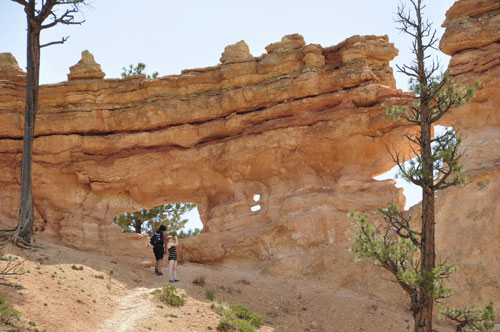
xmin=349 ymin=1 xmax=484 ymax=331
xmin=121 ymin=63 xmax=159 ymax=79
xmin=113 ymin=203 xmax=196 ymax=235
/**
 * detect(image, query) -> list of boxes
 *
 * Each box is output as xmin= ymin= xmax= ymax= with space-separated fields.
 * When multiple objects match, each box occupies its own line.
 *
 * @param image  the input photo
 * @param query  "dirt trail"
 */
xmin=98 ymin=287 xmax=155 ymax=332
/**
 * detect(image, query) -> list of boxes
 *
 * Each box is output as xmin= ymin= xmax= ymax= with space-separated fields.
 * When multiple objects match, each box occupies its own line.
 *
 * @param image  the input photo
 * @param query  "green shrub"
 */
xmin=0 ymin=296 xmax=23 ymax=331
xmin=234 ymin=319 xmax=255 ymax=332
xmin=230 ymin=304 xmax=263 ymax=328
xmin=215 ymin=303 xmax=262 ymax=332
xmin=192 ymin=275 xmax=206 ymax=287
xmin=155 ymin=284 xmax=187 ymax=307
xmin=206 ymin=288 xmax=215 ymax=301
xmin=71 ymin=265 xmax=83 ymax=271
xmin=216 ymin=316 xmax=233 ymax=332
xmin=212 ymin=303 xmax=225 ymax=316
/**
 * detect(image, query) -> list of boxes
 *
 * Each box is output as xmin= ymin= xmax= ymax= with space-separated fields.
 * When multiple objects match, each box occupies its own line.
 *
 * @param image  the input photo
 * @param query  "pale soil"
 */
xmin=0 ymin=241 xmax=455 ymax=332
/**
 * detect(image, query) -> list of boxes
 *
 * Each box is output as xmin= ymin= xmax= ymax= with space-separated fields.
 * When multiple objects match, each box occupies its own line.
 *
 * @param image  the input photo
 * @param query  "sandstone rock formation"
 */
xmin=435 ymin=0 xmax=500 ymax=307
xmin=67 ymin=50 xmax=105 ymax=80
xmin=0 ymin=34 xmax=413 ymax=292
xmin=220 ymin=40 xmax=252 ymax=63
xmin=0 ymin=53 xmax=26 ymax=82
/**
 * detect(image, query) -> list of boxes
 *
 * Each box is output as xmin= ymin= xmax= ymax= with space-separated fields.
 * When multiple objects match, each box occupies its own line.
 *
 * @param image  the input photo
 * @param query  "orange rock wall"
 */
xmin=0 ymin=35 xmax=412 ymax=276
xmin=436 ymin=0 xmax=500 ymax=306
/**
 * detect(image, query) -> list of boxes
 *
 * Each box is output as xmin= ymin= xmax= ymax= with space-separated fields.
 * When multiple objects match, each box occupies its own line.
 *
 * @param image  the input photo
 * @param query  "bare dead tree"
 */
xmin=0 ymin=255 xmax=26 ymax=287
xmin=9 ymin=0 xmax=86 ymax=247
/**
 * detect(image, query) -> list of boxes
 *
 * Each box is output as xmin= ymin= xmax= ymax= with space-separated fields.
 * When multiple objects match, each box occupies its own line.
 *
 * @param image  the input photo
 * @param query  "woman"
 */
xmin=167 ymin=234 xmax=179 ymax=282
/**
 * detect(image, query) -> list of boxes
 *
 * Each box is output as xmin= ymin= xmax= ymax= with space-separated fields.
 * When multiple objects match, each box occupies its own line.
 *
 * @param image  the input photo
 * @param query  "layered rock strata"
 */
xmin=436 ymin=0 xmax=500 ymax=306
xmin=0 ymin=34 xmax=412 ymax=288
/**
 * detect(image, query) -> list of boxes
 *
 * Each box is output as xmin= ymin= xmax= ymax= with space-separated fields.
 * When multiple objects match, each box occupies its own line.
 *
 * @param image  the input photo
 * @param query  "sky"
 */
xmin=0 ymin=0 xmax=456 ymax=230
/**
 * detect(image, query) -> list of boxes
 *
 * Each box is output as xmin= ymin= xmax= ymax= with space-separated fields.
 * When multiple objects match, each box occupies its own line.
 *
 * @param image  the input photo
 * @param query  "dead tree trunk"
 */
xmin=14 ymin=0 xmax=40 ymax=245
xmin=10 ymin=0 xmax=85 ymax=246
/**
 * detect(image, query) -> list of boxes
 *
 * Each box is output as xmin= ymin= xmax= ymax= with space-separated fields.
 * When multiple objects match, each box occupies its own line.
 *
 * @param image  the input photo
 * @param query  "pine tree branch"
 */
xmin=428 ymin=76 xmax=448 ymax=101
xmin=379 ymin=208 xmax=421 ymax=247
xmin=430 ymin=96 xmax=453 ymax=123
xmin=387 ymin=147 xmax=424 ymax=187
xmin=359 ymin=224 xmax=417 ymax=297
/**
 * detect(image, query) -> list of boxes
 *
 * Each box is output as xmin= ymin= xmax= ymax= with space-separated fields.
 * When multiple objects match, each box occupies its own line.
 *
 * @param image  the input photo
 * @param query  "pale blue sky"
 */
xmin=1 ymin=0 xmax=456 ymax=230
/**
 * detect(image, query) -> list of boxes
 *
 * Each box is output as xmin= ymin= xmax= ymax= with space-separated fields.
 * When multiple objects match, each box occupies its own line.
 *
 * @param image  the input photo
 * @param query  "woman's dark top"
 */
xmin=152 ymin=231 xmax=165 ymax=260
xmin=168 ymin=245 xmax=177 ymax=261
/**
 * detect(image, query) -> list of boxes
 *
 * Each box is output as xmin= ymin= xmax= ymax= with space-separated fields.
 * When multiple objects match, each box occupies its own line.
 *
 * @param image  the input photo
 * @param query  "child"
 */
xmin=167 ymin=234 xmax=179 ymax=282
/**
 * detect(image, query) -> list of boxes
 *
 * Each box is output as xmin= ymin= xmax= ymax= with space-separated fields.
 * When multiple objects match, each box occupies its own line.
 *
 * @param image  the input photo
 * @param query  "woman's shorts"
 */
xmin=153 ymin=246 xmax=164 ymax=260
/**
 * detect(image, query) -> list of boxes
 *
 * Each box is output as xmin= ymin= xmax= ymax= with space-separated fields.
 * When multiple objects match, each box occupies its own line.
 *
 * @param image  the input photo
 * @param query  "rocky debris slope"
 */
xmin=0 ymin=34 xmax=413 ymax=295
xmin=434 ymin=0 xmax=500 ymax=306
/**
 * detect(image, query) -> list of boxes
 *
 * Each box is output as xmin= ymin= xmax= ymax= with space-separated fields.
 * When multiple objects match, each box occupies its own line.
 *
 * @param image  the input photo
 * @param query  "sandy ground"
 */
xmin=0 ymin=241 xmax=457 ymax=332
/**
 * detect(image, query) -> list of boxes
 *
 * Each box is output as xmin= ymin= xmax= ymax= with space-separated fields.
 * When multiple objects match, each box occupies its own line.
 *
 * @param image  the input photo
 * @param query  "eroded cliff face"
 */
xmin=1 ymin=0 xmax=498 ymax=306
xmin=435 ymin=0 xmax=500 ymax=306
xmin=0 ymin=34 xmax=412 ymax=283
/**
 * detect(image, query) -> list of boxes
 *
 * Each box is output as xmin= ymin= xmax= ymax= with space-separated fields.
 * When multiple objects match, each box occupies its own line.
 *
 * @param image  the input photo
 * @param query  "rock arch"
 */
xmin=0 ymin=34 xmax=411 ymax=266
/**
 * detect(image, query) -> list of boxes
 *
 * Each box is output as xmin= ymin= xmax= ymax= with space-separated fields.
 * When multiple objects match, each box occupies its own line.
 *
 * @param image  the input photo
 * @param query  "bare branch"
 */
xmin=404 ymin=134 xmax=420 ymax=145
xmin=40 ymin=36 xmax=69 ymax=48
xmin=41 ymin=7 xmax=85 ymax=29
xmin=386 ymin=145 xmax=424 ymax=187
xmin=10 ymin=0 xmax=29 ymax=7
xmin=396 ymin=63 xmax=419 ymax=79
xmin=408 ymin=140 xmax=421 ymax=158
xmin=36 ymin=0 xmax=57 ymax=23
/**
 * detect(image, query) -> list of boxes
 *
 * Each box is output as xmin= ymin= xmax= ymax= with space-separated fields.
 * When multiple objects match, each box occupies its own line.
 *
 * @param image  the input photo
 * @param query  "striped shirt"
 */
xmin=168 ymin=246 xmax=177 ymax=260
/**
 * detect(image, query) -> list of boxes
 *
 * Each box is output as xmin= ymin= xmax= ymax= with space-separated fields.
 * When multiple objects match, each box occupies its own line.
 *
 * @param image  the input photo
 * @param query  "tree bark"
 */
xmin=14 ymin=0 xmax=40 ymax=245
xmin=414 ymin=1 xmax=436 ymax=328
xmin=415 ymin=106 xmax=436 ymax=332
xmin=134 ymin=221 xmax=142 ymax=233
xmin=414 ymin=297 xmax=434 ymax=332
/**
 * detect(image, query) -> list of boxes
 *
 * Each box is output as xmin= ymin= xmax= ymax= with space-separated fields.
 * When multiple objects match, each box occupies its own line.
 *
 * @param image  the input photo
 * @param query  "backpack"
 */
xmin=150 ymin=231 xmax=163 ymax=247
